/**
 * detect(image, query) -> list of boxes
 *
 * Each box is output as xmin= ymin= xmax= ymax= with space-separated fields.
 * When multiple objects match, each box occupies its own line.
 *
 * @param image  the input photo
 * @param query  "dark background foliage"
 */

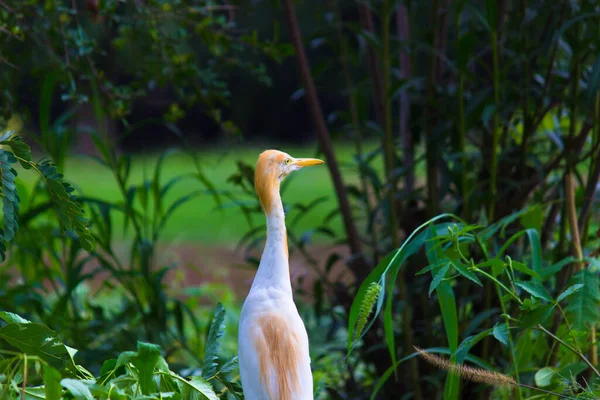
xmin=0 ymin=0 xmax=599 ymax=399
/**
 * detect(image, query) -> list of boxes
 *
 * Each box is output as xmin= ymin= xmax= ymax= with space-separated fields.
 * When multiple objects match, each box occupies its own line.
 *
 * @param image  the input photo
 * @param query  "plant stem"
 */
xmin=382 ymin=0 xmax=399 ymax=250
xmin=489 ymin=29 xmax=500 ymax=222
xmin=424 ymin=0 xmax=440 ymax=216
xmin=455 ymin=5 xmax=468 ymax=219
xmin=472 ymin=267 xmax=523 ymax=305
xmin=21 ymin=356 xmax=27 ymax=400
xmin=579 ymin=94 xmax=600 ymax=237
xmin=382 ymin=1 xmax=421 ymax=398
xmin=396 ymin=4 xmax=414 ymax=194
xmin=281 ymin=0 xmax=368 ymax=280
xmin=537 ymin=324 xmax=600 ymax=378
xmin=565 ymin=174 xmax=583 ymax=270
xmin=358 ymin=3 xmax=384 ymax=126
xmin=331 ymin=0 xmax=378 ymax=263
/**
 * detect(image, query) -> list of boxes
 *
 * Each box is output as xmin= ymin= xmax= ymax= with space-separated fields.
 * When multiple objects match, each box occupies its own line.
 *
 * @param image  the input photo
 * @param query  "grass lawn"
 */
xmin=18 ymin=142 xmax=383 ymax=245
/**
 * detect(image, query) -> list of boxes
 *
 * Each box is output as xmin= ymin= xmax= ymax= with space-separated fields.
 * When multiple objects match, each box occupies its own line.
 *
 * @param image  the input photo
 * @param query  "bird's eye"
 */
xmin=284 ymin=158 xmax=292 ymax=165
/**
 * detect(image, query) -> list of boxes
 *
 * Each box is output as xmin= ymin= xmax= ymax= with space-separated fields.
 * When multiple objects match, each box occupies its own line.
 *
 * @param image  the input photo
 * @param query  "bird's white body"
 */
xmin=239 ymin=150 xmax=318 ymax=400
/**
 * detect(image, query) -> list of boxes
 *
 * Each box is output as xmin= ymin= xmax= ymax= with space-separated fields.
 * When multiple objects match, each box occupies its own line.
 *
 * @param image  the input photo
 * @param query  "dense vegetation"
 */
xmin=1 ymin=0 xmax=599 ymax=399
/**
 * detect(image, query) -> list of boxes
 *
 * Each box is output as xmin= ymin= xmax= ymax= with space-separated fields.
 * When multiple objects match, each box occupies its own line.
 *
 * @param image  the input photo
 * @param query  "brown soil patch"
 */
xmin=157 ymin=242 xmax=354 ymax=302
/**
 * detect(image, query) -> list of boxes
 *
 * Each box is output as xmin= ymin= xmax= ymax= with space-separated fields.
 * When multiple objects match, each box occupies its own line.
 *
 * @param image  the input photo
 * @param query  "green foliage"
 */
xmin=0 ymin=311 xmax=237 ymax=399
xmin=0 ymin=131 xmax=93 ymax=259
xmin=352 ymin=282 xmax=381 ymax=343
xmin=351 ymin=209 xmax=600 ymax=398
xmin=0 ymin=124 xmax=242 ymax=395
xmin=0 ymin=0 xmax=292 ymax=133
xmin=202 ymin=303 xmax=226 ymax=380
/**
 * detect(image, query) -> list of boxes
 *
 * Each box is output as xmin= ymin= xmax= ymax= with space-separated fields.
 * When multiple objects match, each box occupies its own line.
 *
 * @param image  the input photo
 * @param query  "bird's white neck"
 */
xmin=250 ymin=189 xmax=292 ymax=293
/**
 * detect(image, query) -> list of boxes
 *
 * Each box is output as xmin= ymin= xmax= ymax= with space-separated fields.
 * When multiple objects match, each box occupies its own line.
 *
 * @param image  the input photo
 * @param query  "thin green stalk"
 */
xmin=471 ymin=267 xmax=522 ymax=305
xmin=472 ymin=261 xmax=523 ymax=398
xmin=21 ymin=355 xmax=27 ymax=400
xmin=331 ymin=0 xmax=378 ymax=263
xmin=489 ymin=29 xmax=500 ymax=222
xmin=537 ymin=325 xmax=600 ymax=379
xmin=582 ymin=93 xmax=600 ymax=247
xmin=456 ymin=7 xmax=468 ymax=219
xmin=519 ymin=0 xmax=531 ymax=175
xmin=424 ymin=0 xmax=440 ymax=216
xmin=493 ymin=283 xmax=523 ymax=399
xmin=382 ymin=0 xmax=399 ymax=249
xmin=382 ymin=1 xmax=421 ymax=398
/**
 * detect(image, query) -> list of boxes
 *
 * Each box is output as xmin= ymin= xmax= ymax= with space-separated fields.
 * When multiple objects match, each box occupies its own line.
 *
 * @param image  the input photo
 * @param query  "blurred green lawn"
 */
xmin=20 ymin=143 xmax=382 ymax=245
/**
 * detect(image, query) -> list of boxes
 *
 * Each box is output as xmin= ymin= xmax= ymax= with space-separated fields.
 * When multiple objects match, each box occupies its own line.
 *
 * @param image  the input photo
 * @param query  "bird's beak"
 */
xmin=294 ymin=158 xmax=325 ymax=167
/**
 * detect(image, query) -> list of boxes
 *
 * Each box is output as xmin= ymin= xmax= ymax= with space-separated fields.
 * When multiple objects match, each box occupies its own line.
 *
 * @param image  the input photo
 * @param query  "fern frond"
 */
xmin=202 ymin=302 xmax=226 ymax=379
xmin=37 ymin=158 xmax=95 ymax=250
xmin=0 ymin=147 xmax=21 ymax=262
xmin=565 ymin=269 xmax=600 ymax=331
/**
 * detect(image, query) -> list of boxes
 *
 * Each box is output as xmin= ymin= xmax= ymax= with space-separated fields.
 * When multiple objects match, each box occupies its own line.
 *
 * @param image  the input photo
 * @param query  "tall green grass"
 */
xmin=18 ymin=142 xmax=381 ymax=244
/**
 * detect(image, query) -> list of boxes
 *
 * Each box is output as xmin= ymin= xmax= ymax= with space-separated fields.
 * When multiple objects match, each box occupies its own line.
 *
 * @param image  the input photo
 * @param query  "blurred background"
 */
xmin=1 ymin=0 xmax=599 ymax=399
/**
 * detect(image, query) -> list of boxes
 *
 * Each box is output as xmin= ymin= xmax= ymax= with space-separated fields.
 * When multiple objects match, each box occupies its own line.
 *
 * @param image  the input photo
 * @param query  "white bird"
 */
xmin=238 ymin=150 xmax=324 ymax=400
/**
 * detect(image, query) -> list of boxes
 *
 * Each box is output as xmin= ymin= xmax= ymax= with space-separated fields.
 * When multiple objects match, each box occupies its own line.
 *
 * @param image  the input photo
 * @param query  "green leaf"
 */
xmin=455 ymin=328 xmax=494 ymax=363
xmin=492 ymin=324 xmax=509 ymax=346
xmin=202 ymin=303 xmax=226 ymax=379
xmin=0 ymin=323 xmax=77 ymax=373
xmin=60 ymin=379 xmax=94 ymax=400
xmin=0 ymin=311 xmax=30 ymax=324
xmin=558 ymin=362 xmax=587 ymax=380
xmin=525 ymin=229 xmax=543 ymax=278
xmin=510 ymin=260 xmax=542 ymax=281
xmin=488 ymin=259 xmax=506 ymax=277
xmin=588 ymin=53 xmax=600 ymax=99
xmin=534 ymin=367 xmax=557 ymax=388
xmin=0 ymin=149 xmax=20 ymax=248
xmin=98 ymin=359 xmax=118 ymax=384
xmin=542 ymin=256 xmax=578 ymax=281
xmin=484 ymin=0 xmax=498 ymax=31
xmin=177 ymin=376 xmax=218 ymax=400
xmin=451 ymin=260 xmax=482 ymax=286
xmin=36 ymin=158 xmax=95 ymax=251
xmin=44 ymin=366 xmax=63 ymax=399
xmin=429 ymin=263 xmax=450 ymax=296
xmin=132 ymin=341 xmax=161 ymax=395
xmin=515 ymin=281 xmax=552 ymax=302
xmin=565 ymin=269 xmax=600 ymax=330
xmin=519 ymin=304 xmax=554 ymax=329
xmin=556 ymin=284 xmax=584 ymax=303
xmin=425 ymin=224 xmax=460 ymax=400
xmin=219 ymin=356 xmax=238 ymax=374
xmin=520 ymin=205 xmax=543 ymax=232
xmin=457 ymin=32 xmax=476 ymax=72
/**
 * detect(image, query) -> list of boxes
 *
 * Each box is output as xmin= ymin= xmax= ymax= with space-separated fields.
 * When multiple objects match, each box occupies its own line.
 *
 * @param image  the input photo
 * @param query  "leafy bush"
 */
xmin=0 ymin=307 xmax=241 ymax=399
xmin=350 ymin=211 xmax=600 ymax=398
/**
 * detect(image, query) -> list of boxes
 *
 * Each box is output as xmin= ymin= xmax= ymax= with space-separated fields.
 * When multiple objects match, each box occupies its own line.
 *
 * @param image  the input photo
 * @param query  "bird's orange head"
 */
xmin=254 ymin=150 xmax=324 ymax=213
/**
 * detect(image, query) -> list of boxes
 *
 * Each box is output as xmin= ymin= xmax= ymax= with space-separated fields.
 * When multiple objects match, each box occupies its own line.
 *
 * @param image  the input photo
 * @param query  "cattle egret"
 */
xmin=238 ymin=150 xmax=324 ymax=400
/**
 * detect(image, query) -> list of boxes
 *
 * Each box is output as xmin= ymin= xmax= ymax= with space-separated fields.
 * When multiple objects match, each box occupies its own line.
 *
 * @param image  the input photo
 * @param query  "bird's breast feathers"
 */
xmin=239 ymin=309 xmax=312 ymax=400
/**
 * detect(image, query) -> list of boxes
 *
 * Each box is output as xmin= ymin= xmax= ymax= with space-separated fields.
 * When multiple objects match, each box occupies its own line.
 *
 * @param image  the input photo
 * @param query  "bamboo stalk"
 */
xmin=359 ymin=3 xmax=385 ymax=127
xmin=382 ymin=1 xmax=422 ymax=398
xmin=424 ymin=0 xmax=440 ymax=216
xmin=455 ymin=5 xmax=468 ymax=219
xmin=489 ymin=29 xmax=500 ymax=222
xmin=565 ymin=174 xmax=583 ymax=270
xmin=382 ymin=0 xmax=399 ymax=249
xmin=397 ymin=4 xmax=413 ymax=194
xmin=330 ymin=0 xmax=378 ymax=264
